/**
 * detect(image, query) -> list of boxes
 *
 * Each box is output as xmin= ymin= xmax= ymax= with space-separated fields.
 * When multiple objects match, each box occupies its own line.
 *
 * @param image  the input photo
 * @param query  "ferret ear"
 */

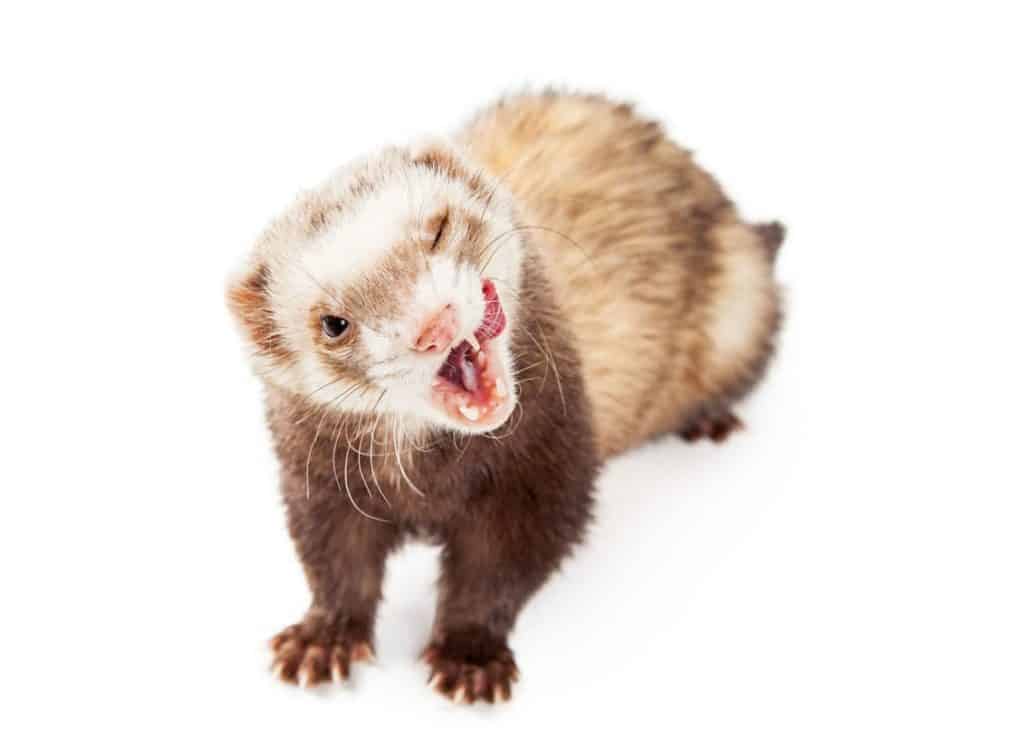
xmin=409 ymin=135 xmax=459 ymax=164
xmin=410 ymin=137 xmax=477 ymax=181
xmin=226 ymin=260 xmax=291 ymax=364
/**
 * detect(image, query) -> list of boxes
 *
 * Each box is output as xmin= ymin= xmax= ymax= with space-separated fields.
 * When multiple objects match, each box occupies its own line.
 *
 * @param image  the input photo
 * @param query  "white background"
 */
xmin=2 ymin=2 xmax=1022 ymax=737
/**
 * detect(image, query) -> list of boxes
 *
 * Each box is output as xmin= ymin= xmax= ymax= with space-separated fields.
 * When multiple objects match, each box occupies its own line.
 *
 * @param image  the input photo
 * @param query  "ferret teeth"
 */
xmin=494 ymin=378 xmax=506 ymax=398
xmin=458 ymin=405 xmax=480 ymax=421
xmin=466 ymin=334 xmax=480 ymax=352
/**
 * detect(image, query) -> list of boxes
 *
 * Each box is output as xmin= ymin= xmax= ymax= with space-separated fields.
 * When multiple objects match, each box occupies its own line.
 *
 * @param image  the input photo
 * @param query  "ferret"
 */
xmin=227 ymin=91 xmax=784 ymax=704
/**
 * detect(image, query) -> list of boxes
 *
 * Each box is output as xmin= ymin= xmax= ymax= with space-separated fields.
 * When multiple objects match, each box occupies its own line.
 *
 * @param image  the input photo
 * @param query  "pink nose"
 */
xmin=413 ymin=303 xmax=458 ymax=353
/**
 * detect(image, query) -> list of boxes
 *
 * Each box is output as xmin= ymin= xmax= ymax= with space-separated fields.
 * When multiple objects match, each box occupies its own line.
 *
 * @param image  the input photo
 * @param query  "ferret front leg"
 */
xmin=269 ymin=471 xmax=399 ymax=687
xmin=425 ymin=487 xmax=590 ymax=703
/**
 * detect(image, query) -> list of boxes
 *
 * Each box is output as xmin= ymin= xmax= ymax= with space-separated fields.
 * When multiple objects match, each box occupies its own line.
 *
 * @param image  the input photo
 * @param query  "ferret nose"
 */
xmin=412 ymin=303 xmax=458 ymax=354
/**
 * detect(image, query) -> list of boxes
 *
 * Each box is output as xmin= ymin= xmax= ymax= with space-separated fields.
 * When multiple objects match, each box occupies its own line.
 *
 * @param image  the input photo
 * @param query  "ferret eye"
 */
xmin=321 ymin=315 xmax=349 ymax=338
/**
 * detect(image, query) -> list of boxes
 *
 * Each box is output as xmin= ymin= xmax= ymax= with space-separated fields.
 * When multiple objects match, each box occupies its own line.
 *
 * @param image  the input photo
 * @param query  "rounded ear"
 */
xmin=226 ymin=260 xmax=294 ymax=366
xmin=409 ymin=136 xmax=488 ymax=196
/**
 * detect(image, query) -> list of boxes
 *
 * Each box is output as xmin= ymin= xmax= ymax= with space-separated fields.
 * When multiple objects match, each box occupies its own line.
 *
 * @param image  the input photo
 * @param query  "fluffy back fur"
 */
xmin=460 ymin=92 xmax=782 ymax=456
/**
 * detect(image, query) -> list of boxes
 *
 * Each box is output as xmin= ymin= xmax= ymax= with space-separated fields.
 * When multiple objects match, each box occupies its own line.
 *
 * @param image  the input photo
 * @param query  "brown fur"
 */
xmin=231 ymin=91 xmax=784 ymax=703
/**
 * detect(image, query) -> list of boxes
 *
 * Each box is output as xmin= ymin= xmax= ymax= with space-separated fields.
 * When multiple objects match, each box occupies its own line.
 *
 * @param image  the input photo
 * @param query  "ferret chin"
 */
xmin=228 ymin=90 xmax=785 ymax=704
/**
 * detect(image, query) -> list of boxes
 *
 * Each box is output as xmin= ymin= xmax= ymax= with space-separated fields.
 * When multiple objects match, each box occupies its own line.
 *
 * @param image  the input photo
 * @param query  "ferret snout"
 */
xmin=412 ymin=303 xmax=458 ymax=354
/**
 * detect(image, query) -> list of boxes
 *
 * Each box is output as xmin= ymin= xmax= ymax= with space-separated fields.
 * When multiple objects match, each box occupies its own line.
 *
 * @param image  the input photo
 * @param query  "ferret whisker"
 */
xmin=352 ymin=425 xmax=387 ymax=511
xmin=519 ymin=223 xmax=594 ymax=262
xmin=293 ymin=381 xmax=363 ymax=426
xmin=294 ymin=375 xmax=351 ymax=416
xmin=480 ymin=223 xmax=597 ymax=277
xmin=477 ymin=229 xmax=521 ymax=274
xmin=346 ymin=439 xmax=389 ymax=523
xmin=476 ymin=222 xmax=537 ymax=272
xmin=367 ymin=392 xmax=390 ymax=507
xmin=332 ymin=393 xmax=389 ymax=523
xmin=369 ymin=369 xmax=414 ymax=383
xmin=347 ymin=415 xmax=372 ymax=500
xmin=518 ymin=324 xmax=552 ymax=396
xmin=514 ymin=359 xmax=547 ymax=375
xmin=505 ymin=401 xmax=527 ymax=437
xmin=484 ymin=401 xmax=525 ymax=442
xmin=536 ymin=325 xmax=567 ymax=415
xmin=476 ymin=184 xmax=498 ymax=228
xmin=392 ymin=415 xmax=425 ymax=497
xmin=304 ymin=403 xmax=333 ymax=500
xmin=400 ymin=416 xmax=434 ymax=454
xmin=300 ymin=381 xmax=369 ymax=504
xmin=451 ymin=429 xmax=472 ymax=464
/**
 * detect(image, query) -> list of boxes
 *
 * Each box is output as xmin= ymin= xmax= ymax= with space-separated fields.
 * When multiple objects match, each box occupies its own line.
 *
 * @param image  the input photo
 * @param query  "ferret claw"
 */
xmin=422 ymin=638 xmax=519 ymax=704
xmin=268 ymin=617 xmax=370 ymax=689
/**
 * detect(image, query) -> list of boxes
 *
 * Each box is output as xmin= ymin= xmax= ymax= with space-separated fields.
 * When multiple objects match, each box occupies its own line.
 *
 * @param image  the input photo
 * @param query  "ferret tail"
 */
xmin=754 ymin=221 xmax=786 ymax=262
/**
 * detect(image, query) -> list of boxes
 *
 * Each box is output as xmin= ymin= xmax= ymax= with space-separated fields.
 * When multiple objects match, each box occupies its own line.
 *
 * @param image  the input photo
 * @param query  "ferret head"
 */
xmin=228 ymin=141 xmax=524 ymax=434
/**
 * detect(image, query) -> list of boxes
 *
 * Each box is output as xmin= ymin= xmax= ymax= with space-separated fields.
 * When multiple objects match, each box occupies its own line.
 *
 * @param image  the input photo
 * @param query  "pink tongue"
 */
xmin=475 ymin=280 xmax=506 ymax=342
xmin=458 ymin=348 xmax=478 ymax=392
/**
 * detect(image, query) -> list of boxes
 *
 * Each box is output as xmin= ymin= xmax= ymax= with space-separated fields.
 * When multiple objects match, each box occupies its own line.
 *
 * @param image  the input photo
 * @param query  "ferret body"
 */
xmin=228 ymin=91 xmax=783 ymax=703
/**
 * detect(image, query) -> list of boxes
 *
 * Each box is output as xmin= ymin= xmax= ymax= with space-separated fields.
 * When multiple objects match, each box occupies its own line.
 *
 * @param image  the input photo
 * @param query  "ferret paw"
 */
xmin=269 ymin=613 xmax=374 ymax=687
xmin=680 ymin=405 xmax=744 ymax=443
xmin=423 ymin=632 xmax=519 ymax=704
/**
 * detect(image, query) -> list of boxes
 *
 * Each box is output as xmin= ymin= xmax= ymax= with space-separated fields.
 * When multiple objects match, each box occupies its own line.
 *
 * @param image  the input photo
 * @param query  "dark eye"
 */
xmin=321 ymin=315 xmax=349 ymax=338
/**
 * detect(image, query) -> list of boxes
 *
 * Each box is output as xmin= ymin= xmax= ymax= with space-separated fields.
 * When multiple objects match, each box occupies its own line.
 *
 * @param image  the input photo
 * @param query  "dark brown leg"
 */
xmin=424 ymin=489 xmax=589 ymax=704
xmin=424 ymin=533 xmax=529 ymax=704
xmin=270 ymin=471 xmax=400 ymax=687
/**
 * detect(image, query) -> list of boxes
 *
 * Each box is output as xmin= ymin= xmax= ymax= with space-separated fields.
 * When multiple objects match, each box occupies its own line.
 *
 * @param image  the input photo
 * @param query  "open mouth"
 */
xmin=431 ymin=279 xmax=512 ymax=427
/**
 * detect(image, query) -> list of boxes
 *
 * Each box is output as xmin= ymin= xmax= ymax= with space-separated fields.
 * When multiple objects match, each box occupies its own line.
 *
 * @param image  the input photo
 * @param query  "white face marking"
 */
xmin=301 ymin=180 xmax=412 ymax=292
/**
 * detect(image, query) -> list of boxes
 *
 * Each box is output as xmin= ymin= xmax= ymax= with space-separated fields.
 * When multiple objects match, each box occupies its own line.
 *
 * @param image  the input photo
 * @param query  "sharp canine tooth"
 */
xmin=466 ymin=334 xmax=480 ymax=352
xmin=495 ymin=378 xmax=506 ymax=398
xmin=458 ymin=405 xmax=480 ymax=421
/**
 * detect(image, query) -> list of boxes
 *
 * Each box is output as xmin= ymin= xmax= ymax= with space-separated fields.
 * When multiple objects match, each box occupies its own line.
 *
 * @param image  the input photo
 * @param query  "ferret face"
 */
xmin=228 ymin=143 xmax=524 ymax=435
